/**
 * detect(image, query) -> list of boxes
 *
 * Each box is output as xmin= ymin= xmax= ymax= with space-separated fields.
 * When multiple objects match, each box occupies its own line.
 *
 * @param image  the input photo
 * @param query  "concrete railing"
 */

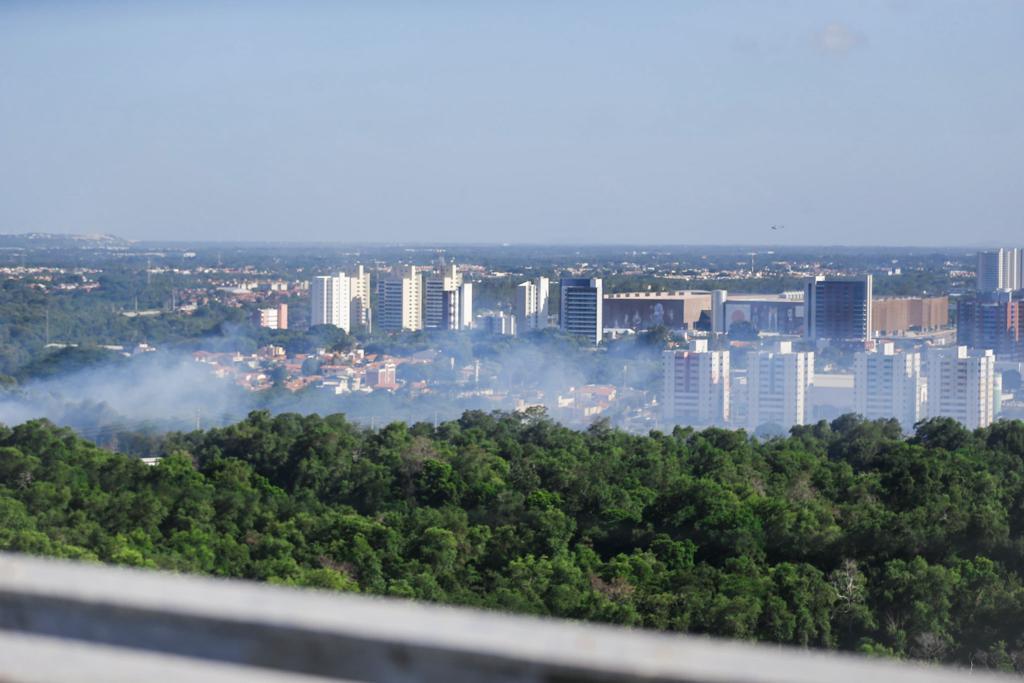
xmin=0 ymin=553 xmax=1011 ymax=682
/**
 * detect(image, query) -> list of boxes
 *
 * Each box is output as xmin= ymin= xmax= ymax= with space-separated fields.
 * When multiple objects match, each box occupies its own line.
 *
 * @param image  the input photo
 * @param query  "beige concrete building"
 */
xmin=872 ymin=296 xmax=948 ymax=336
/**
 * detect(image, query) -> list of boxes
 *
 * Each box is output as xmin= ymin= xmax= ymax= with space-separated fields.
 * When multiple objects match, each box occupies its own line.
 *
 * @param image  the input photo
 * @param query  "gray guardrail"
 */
xmin=0 ymin=552 xmax=1011 ymax=682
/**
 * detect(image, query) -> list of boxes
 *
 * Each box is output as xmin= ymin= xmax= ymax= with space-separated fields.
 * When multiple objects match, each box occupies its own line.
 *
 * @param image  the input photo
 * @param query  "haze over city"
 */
xmin=1 ymin=1 xmax=1022 ymax=245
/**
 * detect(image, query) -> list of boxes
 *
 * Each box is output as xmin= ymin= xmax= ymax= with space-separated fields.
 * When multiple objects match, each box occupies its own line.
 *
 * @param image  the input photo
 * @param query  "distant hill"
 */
xmin=0 ymin=233 xmax=132 ymax=249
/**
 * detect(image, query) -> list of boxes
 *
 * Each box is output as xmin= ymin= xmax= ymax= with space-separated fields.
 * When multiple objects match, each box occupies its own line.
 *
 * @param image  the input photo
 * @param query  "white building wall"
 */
xmin=458 ymin=283 xmax=473 ymax=329
xmin=854 ymin=344 xmax=925 ymax=431
xmin=746 ymin=341 xmax=813 ymax=432
xmin=925 ymin=346 xmax=996 ymax=429
xmin=515 ymin=277 xmax=550 ymax=333
xmin=310 ymin=274 xmax=351 ymax=332
xmin=662 ymin=340 xmax=730 ymax=427
xmin=349 ymin=265 xmax=372 ymax=330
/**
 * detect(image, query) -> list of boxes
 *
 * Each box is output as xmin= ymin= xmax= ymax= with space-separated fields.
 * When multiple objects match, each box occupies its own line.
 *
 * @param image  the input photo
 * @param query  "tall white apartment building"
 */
xmin=977 ymin=248 xmax=1022 ymax=292
xmin=746 ymin=341 xmax=814 ymax=432
xmin=379 ymin=266 xmax=423 ymax=332
xmin=515 ymin=277 xmax=550 ymax=332
xmin=458 ymin=282 xmax=473 ymax=330
xmin=348 ymin=265 xmax=372 ymax=331
xmin=662 ymin=339 xmax=730 ymax=427
xmin=925 ymin=345 xmax=997 ymax=429
xmin=853 ymin=342 xmax=925 ymax=431
xmin=310 ymin=274 xmax=351 ymax=332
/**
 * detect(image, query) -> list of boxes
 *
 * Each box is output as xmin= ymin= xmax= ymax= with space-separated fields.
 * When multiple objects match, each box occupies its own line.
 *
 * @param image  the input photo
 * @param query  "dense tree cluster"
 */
xmin=3 ymin=411 xmax=1024 ymax=670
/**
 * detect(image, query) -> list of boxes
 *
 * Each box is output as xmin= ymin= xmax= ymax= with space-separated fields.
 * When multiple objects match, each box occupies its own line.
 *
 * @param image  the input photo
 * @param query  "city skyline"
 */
xmin=4 ymin=2 xmax=1024 ymax=674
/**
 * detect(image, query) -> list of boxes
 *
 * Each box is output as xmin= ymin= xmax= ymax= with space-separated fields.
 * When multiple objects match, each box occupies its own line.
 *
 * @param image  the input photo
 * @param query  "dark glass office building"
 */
xmin=559 ymin=277 xmax=603 ymax=344
xmin=957 ymin=290 xmax=1024 ymax=359
xmin=804 ymin=275 xmax=872 ymax=343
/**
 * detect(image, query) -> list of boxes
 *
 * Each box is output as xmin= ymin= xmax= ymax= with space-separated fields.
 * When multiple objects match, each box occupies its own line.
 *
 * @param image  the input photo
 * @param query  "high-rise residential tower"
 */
xmin=977 ymin=248 xmax=1022 ymax=292
xmin=746 ymin=341 xmax=814 ymax=432
xmin=853 ymin=343 xmax=925 ymax=432
xmin=458 ymin=282 xmax=473 ymax=330
xmin=310 ymin=274 xmax=351 ymax=331
xmin=378 ymin=266 xmax=423 ymax=332
xmin=925 ymin=345 xmax=997 ymax=429
xmin=423 ymin=264 xmax=473 ymax=330
xmin=559 ymin=277 xmax=603 ymax=344
xmin=348 ymin=265 xmax=372 ymax=331
xmin=662 ymin=339 xmax=730 ymax=427
xmin=514 ymin=277 xmax=550 ymax=333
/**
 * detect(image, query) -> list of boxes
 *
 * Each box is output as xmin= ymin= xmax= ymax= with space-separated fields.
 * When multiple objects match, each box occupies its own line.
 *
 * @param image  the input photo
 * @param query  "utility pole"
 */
xmin=44 ymin=305 xmax=50 ymax=345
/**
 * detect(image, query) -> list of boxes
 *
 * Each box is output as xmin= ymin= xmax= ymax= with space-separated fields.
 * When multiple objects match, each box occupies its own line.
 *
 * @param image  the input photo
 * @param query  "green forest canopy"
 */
xmin=2 ymin=410 xmax=1024 ymax=671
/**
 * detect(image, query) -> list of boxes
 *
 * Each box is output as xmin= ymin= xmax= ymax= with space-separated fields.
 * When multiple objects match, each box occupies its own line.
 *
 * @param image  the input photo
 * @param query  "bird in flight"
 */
xmin=770 ymin=224 xmax=785 ymax=231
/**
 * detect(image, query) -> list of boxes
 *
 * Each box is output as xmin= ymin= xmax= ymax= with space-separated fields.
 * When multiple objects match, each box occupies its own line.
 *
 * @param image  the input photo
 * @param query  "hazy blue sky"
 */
xmin=1 ymin=1 xmax=1021 ymax=245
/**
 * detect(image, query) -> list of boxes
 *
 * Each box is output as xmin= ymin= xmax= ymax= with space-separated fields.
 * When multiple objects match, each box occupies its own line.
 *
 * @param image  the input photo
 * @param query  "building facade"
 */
xmin=310 ymin=274 xmax=351 ymax=331
xmin=254 ymin=303 xmax=288 ymax=330
xmin=378 ymin=266 xmax=423 ymax=332
xmin=719 ymin=292 xmax=805 ymax=337
xmin=853 ymin=343 xmax=925 ymax=431
xmin=710 ymin=289 xmax=729 ymax=333
xmin=348 ymin=265 xmax=372 ymax=331
xmin=482 ymin=311 xmax=516 ymax=336
xmin=423 ymin=264 xmax=473 ymax=330
xmin=560 ymin=277 xmax=603 ymax=344
xmin=957 ymin=290 xmax=1024 ymax=360
xmin=602 ymin=291 xmax=710 ymax=331
xmin=805 ymin=275 xmax=872 ymax=343
xmin=925 ymin=345 xmax=997 ymax=429
xmin=514 ymin=277 xmax=550 ymax=332
xmin=872 ymin=296 xmax=948 ymax=336
xmin=746 ymin=341 xmax=814 ymax=432
xmin=977 ymin=248 xmax=1022 ymax=292
xmin=662 ymin=339 xmax=730 ymax=427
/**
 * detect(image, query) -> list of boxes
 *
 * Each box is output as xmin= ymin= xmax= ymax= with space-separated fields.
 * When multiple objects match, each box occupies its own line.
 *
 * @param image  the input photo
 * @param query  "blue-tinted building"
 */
xmin=957 ymin=290 xmax=1024 ymax=359
xmin=804 ymin=275 xmax=872 ymax=344
xmin=559 ymin=277 xmax=603 ymax=344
